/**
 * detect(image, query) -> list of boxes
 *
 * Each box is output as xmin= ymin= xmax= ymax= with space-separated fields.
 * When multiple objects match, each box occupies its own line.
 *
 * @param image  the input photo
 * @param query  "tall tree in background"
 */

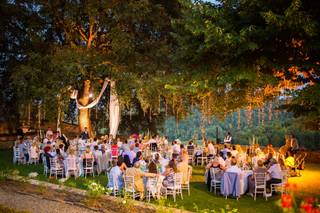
xmin=169 ymin=0 xmax=320 ymax=129
xmin=7 ymin=0 xmax=178 ymax=135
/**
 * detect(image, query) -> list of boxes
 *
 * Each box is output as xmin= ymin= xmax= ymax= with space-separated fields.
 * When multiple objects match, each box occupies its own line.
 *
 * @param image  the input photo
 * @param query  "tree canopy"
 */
xmin=1 ymin=0 xmax=319 ymax=134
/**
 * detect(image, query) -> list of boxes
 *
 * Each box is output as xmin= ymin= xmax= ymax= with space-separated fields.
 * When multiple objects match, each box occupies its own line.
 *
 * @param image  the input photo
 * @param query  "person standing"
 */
xmin=80 ymin=127 xmax=90 ymax=140
xmin=224 ymin=132 xmax=232 ymax=144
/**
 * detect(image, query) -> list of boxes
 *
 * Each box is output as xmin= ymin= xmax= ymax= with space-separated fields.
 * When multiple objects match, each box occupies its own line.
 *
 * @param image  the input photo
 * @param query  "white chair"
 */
xmin=66 ymin=156 xmax=78 ymax=179
xmin=271 ymin=170 xmax=289 ymax=195
xmin=107 ymin=172 xmax=119 ymax=196
xmin=146 ymin=177 xmax=158 ymax=202
xmin=30 ymin=147 xmax=39 ymax=164
xmin=254 ymin=172 xmax=267 ymax=201
xmin=197 ymin=156 xmax=207 ymax=166
xmin=182 ymin=166 xmax=192 ymax=195
xmin=124 ymin=175 xmax=139 ymax=199
xmin=188 ymin=155 xmax=194 ymax=165
xmin=164 ymin=173 xmax=183 ymax=202
xmin=83 ymin=158 xmax=95 ymax=178
xmin=13 ymin=147 xmax=20 ymax=164
xmin=210 ymin=168 xmax=222 ymax=194
xmin=42 ymin=156 xmax=48 ymax=176
xmin=49 ymin=158 xmax=64 ymax=179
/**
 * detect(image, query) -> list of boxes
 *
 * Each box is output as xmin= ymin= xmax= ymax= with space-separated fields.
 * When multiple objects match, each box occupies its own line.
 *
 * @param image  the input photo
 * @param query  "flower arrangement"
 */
xmin=86 ymin=181 xmax=106 ymax=198
xmin=28 ymin=172 xmax=38 ymax=178
xmin=279 ymin=183 xmax=319 ymax=213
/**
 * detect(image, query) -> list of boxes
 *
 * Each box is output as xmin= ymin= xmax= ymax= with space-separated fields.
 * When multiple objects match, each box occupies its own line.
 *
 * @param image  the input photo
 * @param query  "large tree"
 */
xmin=7 ymin=0 xmax=178 ymax=135
xmin=167 ymin=0 xmax=320 ymax=129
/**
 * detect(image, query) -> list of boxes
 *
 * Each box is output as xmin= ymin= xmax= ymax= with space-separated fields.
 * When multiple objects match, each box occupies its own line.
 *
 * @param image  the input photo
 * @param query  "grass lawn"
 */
xmin=1 ymin=149 xmax=319 ymax=212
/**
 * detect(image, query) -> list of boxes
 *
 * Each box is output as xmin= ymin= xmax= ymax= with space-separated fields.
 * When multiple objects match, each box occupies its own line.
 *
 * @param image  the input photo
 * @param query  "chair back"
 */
xmin=210 ymin=167 xmax=220 ymax=181
xmin=281 ymin=170 xmax=289 ymax=184
xmin=254 ymin=172 xmax=266 ymax=187
xmin=124 ymin=175 xmax=135 ymax=192
xmin=147 ymin=177 xmax=158 ymax=189
xmin=107 ymin=172 xmax=119 ymax=190
xmin=174 ymin=173 xmax=183 ymax=188
xmin=67 ymin=156 xmax=77 ymax=170
xmin=84 ymin=158 xmax=94 ymax=169
xmin=187 ymin=166 xmax=193 ymax=183
xmin=49 ymin=157 xmax=59 ymax=169
xmin=221 ymin=172 xmax=241 ymax=197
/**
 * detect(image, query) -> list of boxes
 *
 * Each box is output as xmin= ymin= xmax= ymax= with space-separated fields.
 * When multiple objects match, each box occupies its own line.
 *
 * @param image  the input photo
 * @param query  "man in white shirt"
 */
xmin=172 ymin=140 xmax=181 ymax=159
xmin=266 ymin=159 xmax=282 ymax=192
xmin=224 ymin=132 xmax=232 ymax=144
xmin=226 ymin=158 xmax=241 ymax=174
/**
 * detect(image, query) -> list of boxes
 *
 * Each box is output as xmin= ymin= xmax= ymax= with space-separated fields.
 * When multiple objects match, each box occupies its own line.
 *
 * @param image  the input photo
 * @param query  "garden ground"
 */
xmin=0 ymin=149 xmax=319 ymax=213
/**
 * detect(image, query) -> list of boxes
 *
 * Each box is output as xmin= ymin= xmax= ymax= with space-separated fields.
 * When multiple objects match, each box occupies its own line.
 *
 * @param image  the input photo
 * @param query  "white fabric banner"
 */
xmin=109 ymin=80 xmax=120 ymax=138
xmin=70 ymin=79 xmax=109 ymax=109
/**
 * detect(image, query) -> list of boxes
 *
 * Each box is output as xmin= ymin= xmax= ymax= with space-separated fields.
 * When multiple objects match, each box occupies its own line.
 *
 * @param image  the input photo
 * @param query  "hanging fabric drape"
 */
xmin=70 ymin=79 xmax=109 ymax=109
xmin=109 ymin=80 xmax=120 ymax=138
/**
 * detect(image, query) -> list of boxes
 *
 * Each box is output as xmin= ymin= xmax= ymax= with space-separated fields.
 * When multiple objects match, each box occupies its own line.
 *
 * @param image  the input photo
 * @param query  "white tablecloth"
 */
xmin=240 ymin=170 xmax=253 ymax=194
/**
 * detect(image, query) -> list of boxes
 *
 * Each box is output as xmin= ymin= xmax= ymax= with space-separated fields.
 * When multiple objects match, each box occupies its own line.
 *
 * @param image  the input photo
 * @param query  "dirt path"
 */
xmin=0 ymin=181 xmax=112 ymax=213
xmin=0 ymin=186 xmax=99 ymax=213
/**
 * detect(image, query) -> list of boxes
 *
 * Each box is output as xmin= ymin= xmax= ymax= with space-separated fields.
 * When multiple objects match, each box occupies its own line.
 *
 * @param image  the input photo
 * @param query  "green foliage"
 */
xmin=162 ymin=106 xmax=320 ymax=150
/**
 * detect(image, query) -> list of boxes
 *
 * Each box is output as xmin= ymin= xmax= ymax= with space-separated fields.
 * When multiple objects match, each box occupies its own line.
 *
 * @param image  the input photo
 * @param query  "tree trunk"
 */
xmin=261 ymin=105 xmax=265 ymax=126
xmin=237 ymin=109 xmax=241 ymax=129
xmin=268 ymin=102 xmax=273 ymax=122
xmin=78 ymin=80 xmax=93 ymax=136
xmin=258 ymin=108 xmax=261 ymax=126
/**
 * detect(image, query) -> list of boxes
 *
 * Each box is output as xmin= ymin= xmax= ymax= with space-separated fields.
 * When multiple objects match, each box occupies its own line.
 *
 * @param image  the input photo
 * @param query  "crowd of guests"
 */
xmin=14 ymin=127 xmax=302 ymax=199
xmin=201 ymin=137 xmax=301 ymax=197
xmin=14 ymin=127 xmax=192 ymax=200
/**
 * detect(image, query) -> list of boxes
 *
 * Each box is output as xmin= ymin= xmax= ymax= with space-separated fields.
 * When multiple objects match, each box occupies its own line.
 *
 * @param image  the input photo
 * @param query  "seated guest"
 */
xmin=217 ymin=152 xmax=226 ymax=167
xmin=172 ymin=140 xmax=181 ymax=159
xmin=263 ymin=153 xmax=275 ymax=168
xmin=278 ymin=158 xmax=288 ymax=171
xmin=285 ymin=151 xmax=295 ymax=169
xmin=205 ymin=156 xmax=225 ymax=190
xmin=83 ymin=146 xmax=93 ymax=159
xmin=123 ymin=154 xmax=132 ymax=168
xmin=120 ymin=140 xmax=130 ymax=154
xmin=225 ymin=152 xmax=233 ymax=169
xmin=133 ymin=151 xmax=142 ymax=165
xmin=230 ymin=145 xmax=239 ymax=157
xmin=177 ymin=150 xmax=189 ymax=184
xmin=194 ymin=145 xmax=203 ymax=165
xmin=148 ymin=159 xmax=158 ymax=174
xmin=125 ymin=161 xmax=157 ymax=199
xmin=117 ymin=156 xmax=127 ymax=172
xmin=43 ymin=145 xmax=54 ymax=169
xmin=107 ymin=160 xmax=124 ymax=191
xmin=187 ymin=140 xmax=195 ymax=155
xmin=122 ymin=145 xmax=136 ymax=166
xmin=162 ymin=159 xmax=177 ymax=188
xmin=55 ymin=149 xmax=64 ymax=168
xmin=248 ymin=159 xmax=267 ymax=195
xmin=111 ymin=141 xmax=119 ymax=158
xmin=266 ymin=159 xmax=282 ymax=192
xmin=93 ymin=145 xmax=102 ymax=162
xmin=30 ymin=142 xmax=39 ymax=163
xmin=207 ymin=140 xmax=216 ymax=159
xmin=226 ymin=158 xmax=241 ymax=174
xmin=134 ymin=142 xmax=140 ymax=153
xmin=285 ymin=151 xmax=297 ymax=176
xmin=116 ymin=137 xmax=122 ymax=148
xmin=221 ymin=145 xmax=230 ymax=160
